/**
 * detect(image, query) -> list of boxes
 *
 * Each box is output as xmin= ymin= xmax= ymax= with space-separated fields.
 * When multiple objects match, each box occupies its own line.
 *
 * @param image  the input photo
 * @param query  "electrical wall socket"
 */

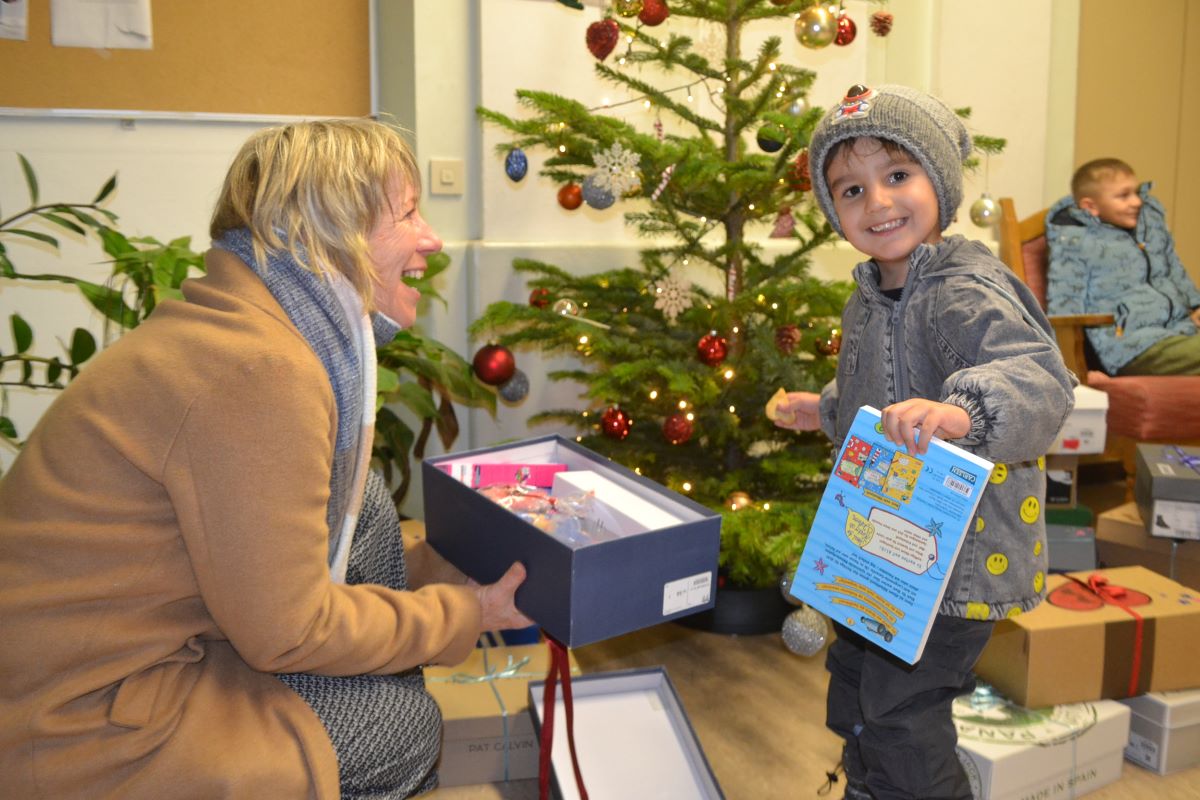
xmin=429 ymin=158 xmax=464 ymax=196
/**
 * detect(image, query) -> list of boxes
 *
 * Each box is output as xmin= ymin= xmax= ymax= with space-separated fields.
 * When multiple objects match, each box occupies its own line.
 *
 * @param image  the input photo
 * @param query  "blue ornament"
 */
xmin=498 ymin=369 xmax=530 ymax=403
xmin=581 ymin=173 xmax=615 ymax=210
xmin=505 ymin=148 xmax=528 ymax=182
xmin=757 ymin=125 xmax=785 ymax=153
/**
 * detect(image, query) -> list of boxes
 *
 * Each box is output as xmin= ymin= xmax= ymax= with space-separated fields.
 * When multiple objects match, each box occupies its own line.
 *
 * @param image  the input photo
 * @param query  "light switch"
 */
xmin=429 ymin=158 xmax=464 ymax=196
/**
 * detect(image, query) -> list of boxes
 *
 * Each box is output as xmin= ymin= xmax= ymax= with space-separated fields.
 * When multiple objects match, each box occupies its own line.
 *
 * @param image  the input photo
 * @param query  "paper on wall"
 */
xmin=51 ymin=0 xmax=152 ymax=50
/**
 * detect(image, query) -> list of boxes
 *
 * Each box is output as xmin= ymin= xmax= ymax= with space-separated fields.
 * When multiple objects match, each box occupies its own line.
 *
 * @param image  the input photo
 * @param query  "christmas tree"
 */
xmin=472 ymin=1 xmax=1000 ymax=590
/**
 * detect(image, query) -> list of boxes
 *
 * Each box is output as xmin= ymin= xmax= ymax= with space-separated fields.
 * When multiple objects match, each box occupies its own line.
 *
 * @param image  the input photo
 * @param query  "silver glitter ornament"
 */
xmin=582 ymin=172 xmax=616 ymax=210
xmin=970 ymin=193 xmax=998 ymax=227
xmin=781 ymin=605 xmax=830 ymax=657
xmin=779 ymin=565 xmax=804 ymax=606
xmin=498 ymin=369 xmax=530 ymax=403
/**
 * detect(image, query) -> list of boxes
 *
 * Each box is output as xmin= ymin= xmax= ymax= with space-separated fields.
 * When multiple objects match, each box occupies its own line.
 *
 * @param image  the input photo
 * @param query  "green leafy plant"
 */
xmin=0 ymin=156 xmax=493 ymax=503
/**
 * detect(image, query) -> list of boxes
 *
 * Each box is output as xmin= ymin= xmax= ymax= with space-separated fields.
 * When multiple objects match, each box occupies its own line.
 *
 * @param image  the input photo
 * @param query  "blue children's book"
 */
xmin=788 ymin=406 xmax=994 ymax=664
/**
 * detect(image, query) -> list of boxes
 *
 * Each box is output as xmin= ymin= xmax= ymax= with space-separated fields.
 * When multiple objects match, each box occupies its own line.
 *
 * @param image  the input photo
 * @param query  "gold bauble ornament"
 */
xmin=614 ymin=0 xmax=644 ymax=18
xmin=970 ymin=193 xmax=999 ymax=227
xmin=726 ymin=491 xmax=753 ymax=511
xmin=795 ymin=5 xmax=837 ymax=49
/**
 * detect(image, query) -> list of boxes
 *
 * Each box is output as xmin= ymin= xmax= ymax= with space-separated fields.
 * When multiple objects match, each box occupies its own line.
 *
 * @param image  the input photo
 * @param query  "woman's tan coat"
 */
xmin=0 ymin=249 xmax=481 ymax=798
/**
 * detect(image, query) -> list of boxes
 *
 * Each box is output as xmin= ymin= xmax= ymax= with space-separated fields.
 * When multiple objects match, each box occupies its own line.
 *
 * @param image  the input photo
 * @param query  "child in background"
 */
xmin=773 ymin=84 xmax=1075 ymax=800
xmin=1046 ymin=158 xmax=1200 ymax=375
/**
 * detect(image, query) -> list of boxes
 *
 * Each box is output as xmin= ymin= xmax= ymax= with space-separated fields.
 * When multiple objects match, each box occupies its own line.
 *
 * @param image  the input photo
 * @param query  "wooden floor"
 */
xmin=425 ymin=473 xmax=1200 ymax=800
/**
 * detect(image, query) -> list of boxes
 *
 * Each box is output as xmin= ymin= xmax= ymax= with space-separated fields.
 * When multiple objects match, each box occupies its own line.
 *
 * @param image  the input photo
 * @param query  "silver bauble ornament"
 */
xmin=795 ymin=5 xmax=837 ymax=49
xmin=552 ymin=297 xmax=580 ymax=317
xmin=970 ymin=193 xmax=999 ymax=227
xmin=788 ymin=97 xmax=809 ymax=117
xmin=581 ymin=172 xmax=616 ymax=210
xmin=779 ymin=565 xmax=803 ymax=606
xmin=782 ymin=605 xmax=830 ymax=657
xmin=498 ymin=369 xmax=530 ymax=403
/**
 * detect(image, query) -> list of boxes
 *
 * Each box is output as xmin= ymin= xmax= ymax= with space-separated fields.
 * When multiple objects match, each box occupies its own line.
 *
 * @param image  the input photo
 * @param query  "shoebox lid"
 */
xmin=528 ymin=667 xmax=723 ymax=800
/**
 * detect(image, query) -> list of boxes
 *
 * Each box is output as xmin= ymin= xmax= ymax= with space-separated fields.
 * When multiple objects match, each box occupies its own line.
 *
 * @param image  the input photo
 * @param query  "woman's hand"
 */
xmin=880 ymin=399 xmax=970 ymax=455
xmin=470 ymin=562 xmax=535 ymax=633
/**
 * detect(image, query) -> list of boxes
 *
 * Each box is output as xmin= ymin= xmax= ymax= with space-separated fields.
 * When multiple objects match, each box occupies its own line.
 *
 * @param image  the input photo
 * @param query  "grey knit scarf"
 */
xmin=214 ymin=228 xmax=399 ymax=569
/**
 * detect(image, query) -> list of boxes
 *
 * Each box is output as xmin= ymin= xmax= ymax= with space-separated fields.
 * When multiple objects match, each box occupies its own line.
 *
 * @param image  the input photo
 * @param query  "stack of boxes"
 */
xmin=954 ymin=441 xmax=1200 ymax=797
xmin=420 ymin=435 xmax=724 ymax=792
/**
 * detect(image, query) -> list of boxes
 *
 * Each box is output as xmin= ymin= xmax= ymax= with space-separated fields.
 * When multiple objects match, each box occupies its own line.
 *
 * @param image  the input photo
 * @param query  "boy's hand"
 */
xmin=1190 ymin=306 xmax=1200 ymax=327
xmin=770 ymin=390 xmax=822 ymax=431
xmin=880 ymin=399 xmax=970 ymax=455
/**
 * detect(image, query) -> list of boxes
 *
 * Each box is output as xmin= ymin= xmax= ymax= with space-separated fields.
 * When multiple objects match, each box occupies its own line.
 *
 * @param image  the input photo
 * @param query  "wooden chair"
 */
xmin=996 ymin=198 xmax=1200 ymax=478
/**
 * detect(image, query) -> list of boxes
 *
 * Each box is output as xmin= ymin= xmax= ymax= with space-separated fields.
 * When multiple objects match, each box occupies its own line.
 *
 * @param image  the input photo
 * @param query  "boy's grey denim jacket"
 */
xmin=819 ymin=235 xmax=1076 ymax=621
xmin=1045 ymin=184 xmax=1200 ymax=374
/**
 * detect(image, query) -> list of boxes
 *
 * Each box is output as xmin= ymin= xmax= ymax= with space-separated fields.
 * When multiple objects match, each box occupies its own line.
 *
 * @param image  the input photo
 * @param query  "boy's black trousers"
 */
xmin=825 ymin=614 xmax=995 ymax=800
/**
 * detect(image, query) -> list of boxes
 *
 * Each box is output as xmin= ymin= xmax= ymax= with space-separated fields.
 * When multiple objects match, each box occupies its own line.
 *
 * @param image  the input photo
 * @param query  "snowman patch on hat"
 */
xmin=832 ymin=84 xmax=875 ymax=124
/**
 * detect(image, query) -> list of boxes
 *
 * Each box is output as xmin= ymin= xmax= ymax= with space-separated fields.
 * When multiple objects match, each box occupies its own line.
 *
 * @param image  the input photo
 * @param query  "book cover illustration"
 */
xmin=789 ymin=405 xmax=994 ymax=664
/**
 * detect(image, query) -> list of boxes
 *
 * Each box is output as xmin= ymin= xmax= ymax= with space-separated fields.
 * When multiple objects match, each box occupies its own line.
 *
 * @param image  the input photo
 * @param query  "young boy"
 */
xmin=1046 ymin=158 xmax=1200 ymax=375
xmin=774 ymin=85 xmax=1075 ymax=800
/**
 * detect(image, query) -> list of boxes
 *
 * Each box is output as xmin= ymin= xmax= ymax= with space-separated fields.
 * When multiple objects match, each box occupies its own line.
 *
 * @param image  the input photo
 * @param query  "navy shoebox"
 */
xmin=422 ymin=435 xmax=721 ymax=648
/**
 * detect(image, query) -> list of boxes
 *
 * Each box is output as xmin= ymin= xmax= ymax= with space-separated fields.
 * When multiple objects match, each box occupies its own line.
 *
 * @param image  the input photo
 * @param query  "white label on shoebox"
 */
xmin=662 ymin=571 xmax=713 ymax=615
xmin=1150 ymin=499 xmax=1200 ymax=541
xmin=1125 ymin=730 xmax=1161 ymax=771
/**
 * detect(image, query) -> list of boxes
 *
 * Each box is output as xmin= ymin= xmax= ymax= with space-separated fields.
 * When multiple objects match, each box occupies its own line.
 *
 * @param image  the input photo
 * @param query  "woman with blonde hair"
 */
xmin=0 ymin=119 xmax=531 ymax=799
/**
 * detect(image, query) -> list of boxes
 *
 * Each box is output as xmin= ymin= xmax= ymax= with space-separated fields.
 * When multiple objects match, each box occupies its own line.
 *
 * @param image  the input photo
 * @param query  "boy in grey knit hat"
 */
xmin=773 ymin=85 xmax=1075 ymax=800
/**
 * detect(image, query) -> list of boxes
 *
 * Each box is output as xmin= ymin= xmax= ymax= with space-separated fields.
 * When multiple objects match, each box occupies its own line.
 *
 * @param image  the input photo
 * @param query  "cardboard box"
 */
xmin=954 ymin=688 xmax=1130 ymax=800
xmin=1096 ymin=502 xmax=1200 ymax=591
xmin=974 ymin=566 xmax=1200 ymax=708
xmin=1048 ymin=385 xmax=1108 ymax=455
xmin=1046 ymin=523 xmax=1097 ymax=572
xmin=1135 ymin=444 xmax=1200 ymax=541
xmin=528 ymin=667 xmax=723 ymax=800
xmin=424 ymin=643 xmax=579 ymax=787
xmin=423 ymin=435 xmax=721 ymax=647
xmin=1045 ymin=454 xmax=1078 ymax=508
xmin=1119 ymin=688 xmax=1200 ymax=775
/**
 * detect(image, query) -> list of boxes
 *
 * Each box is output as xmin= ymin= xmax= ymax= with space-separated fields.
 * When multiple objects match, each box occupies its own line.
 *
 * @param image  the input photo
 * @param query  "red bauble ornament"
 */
xmin=529 ymin=287 xmax=552 ymax=308
xmin=834 ymin=13 xmax=856 ymax=46
xmin=815 ymin=332 xmax=842 ymax=357
xmin=472 ymin=343 xmax=516 ymax=386
xmin=696 ymin=333 xmax=728 ymax=366
xmin=662 ymin=412 xmax=693 ymax=445
xmin=601 ymin=406 xmax=633 ymax=440
xmin=558 ymin=182 xmax=583 ymax=210
xmin=870 ymin=11 xmax=894 ymax=37
xmin=790 ymin=149 xmax=812 ymax=192
xmin=586 ymin=19 xmax=620 ymax=61
xmin=775 ymin=324 xmax=802 ymax=355
xmin=638 ymin=0 xmax=669 ymax=26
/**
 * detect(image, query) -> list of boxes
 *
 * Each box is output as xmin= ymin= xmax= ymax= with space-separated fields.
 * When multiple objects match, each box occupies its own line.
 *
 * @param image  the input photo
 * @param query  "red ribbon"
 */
xmin=538 ymin=635 xmax=588 ymax=800
xmin=1069 ymin=573 xmax=1146 ymax=697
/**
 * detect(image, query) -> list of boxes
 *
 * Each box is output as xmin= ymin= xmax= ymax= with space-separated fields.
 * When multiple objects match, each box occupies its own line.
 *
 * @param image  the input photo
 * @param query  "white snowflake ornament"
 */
xmin=592 ymin=142 xmax=642 ymax=196
xmin=652 ymin=269 xmax=693 ymax=323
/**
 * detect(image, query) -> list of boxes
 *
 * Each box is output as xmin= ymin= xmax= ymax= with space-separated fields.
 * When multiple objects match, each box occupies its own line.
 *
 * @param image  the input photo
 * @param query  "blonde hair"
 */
xmin=1071 ymin=158 xmax=1135 ymax=203
xmin=210 ymin=118 xmax=420 ymax=304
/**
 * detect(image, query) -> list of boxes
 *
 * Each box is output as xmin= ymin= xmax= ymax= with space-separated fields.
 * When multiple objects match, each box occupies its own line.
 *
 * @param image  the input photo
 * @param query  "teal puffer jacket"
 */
xmin=1045 ymin=185 xmax=1200 ymax=374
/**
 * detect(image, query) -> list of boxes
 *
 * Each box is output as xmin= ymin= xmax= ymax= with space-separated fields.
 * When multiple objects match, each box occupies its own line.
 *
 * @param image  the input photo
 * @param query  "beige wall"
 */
xmin=1076 ymin=0 xmax=1200 ymax=283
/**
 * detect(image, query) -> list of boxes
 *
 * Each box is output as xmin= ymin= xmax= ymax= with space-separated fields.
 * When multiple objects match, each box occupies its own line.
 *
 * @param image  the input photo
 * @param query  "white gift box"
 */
xmin=1049 ymin=385 xmax=1108 ymax=455
xmin=1119 ymin=688 xmax=1200 ymax=775
xmin=954 ymin=687 xmax=1130 ymax=800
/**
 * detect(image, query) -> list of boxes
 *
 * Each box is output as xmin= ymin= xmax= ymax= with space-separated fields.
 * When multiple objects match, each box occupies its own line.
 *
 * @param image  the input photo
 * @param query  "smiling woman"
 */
xmin=0 ymin=118 xmax=533 ymax=799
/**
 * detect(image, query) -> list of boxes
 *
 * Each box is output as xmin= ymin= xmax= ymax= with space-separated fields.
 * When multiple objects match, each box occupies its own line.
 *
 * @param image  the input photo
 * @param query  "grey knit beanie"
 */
xmin=808 ymin=84 xmax=972 ymax=236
